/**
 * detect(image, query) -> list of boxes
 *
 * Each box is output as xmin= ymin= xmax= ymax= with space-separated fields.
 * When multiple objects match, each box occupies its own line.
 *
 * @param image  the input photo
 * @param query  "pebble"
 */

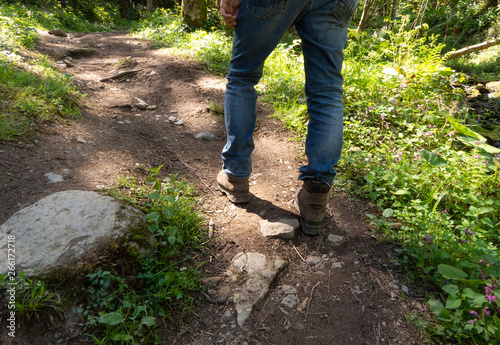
xmin=281 ymin=295 xmax=300 ymax=308
xmin=327 ymin=234 xmax=345 ymax=245
xmin=306 ymin=256 xmax=322 ymax=266
xmin=195 ymin=131 xmax=215 ymax=141
xmin=45 ymin=173 xmax=64 ymax=184
xmin=168 ymin=116 xmax=184 ymax=126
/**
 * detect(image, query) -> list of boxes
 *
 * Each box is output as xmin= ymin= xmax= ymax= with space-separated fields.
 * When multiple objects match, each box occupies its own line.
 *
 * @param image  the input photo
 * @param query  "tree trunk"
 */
xmin=391 ymin=0 xmax=398 ymax=19
xmin=182 ymin=0 xmax=207 ymax=28
xmin=444 ymin=38 xmax=500 ymax=60
xmin=147 ymin=0 xmax=154 ymax=14
xmin=119 ymin=0 xmax=127 ymax=19
xmin=357 ymin=0 xmax=373 ymax=32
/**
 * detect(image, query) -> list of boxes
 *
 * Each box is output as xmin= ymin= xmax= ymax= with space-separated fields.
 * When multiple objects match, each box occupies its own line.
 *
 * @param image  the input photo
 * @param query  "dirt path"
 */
xmin=0 ymin=30 xmax=428 ymax=344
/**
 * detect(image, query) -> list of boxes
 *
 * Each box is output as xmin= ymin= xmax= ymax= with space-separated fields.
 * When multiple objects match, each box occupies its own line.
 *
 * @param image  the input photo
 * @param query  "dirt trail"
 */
xmin=0 ymin=30 xmax=428 ymax=344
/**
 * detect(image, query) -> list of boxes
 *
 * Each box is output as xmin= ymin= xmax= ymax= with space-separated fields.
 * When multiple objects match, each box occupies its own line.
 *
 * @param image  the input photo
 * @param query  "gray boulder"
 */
xmin=0 ymin=191 xmax=147 ymax=276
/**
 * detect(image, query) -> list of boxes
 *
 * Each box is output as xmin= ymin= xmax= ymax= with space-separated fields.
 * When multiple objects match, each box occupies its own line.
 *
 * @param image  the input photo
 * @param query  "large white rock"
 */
xmin=227 ymin=252 xmax=288 ymax=327
xmin=259 ymin=219 xmax=299 ymax=239
xmin=0 ymin=191 xmax=145 ymax=276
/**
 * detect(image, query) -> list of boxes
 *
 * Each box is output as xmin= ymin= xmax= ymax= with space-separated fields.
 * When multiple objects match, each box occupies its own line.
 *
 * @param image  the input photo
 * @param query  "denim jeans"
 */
xmin=222 ymin=0 xmax=359 ymax=186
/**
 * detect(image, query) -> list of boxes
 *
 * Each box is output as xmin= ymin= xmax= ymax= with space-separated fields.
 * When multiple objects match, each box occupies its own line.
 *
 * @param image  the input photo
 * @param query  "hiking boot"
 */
xmin=295 ymin=179 xmax=330 ymax=236
xmin=217 ymin=170 xmax=250 ymax=204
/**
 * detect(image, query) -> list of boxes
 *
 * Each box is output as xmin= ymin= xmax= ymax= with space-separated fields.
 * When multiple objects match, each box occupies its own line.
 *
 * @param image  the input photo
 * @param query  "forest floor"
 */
xmin=0 ymin=30 xmax=432 ymax=344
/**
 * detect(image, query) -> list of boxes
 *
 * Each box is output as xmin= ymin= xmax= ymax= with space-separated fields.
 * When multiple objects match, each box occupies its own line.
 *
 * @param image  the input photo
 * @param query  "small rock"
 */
xmin=259 ymin=219 xmax=299 ymax=239
xmin=147 ymin=105 xmax=158 ymax=110
xmin=278 ymin=284 xmax=297 ymax=294
xmin=168 ymin=116 xmax=184 ymax=126
xmin=48 ymin=29 xmax=67 ymax=37
xmin=66 ymin=47 xmax=96 ymax=58
xmin=331 ymin=262 xmax=343 ymax=269
xmin=305 ymin=256 xmax=322 ymax=266
xmin=195 ymin=131 xmax=215 ymax=141
xmin=45 ymin=173 xmax=64 ymax=184
xmin=77 ymin=136 xmax=86 ymax=144
xmin=222 ymin=309 xmax=235 ymax=322
xmin=401 ymin=285 xmax=409 ymax=294
xmin=63 ymin=59 xmax=74 ymax=68
xmin=281 ymin=295 xmax=300 ymax=308
xmin=327 ymin=234 xmax=345 ymax=245
xmin=216 ymin=285 xmax=232 ymax=304
xmin=134 ymin=98 xmax=148 ymax=109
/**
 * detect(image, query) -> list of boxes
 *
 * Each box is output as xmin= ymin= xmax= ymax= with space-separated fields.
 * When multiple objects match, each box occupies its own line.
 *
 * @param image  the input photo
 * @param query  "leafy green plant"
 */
xmin=82 ymin=167 xmax=206 ymax=344
xmin=11 ymin=272 xmax=63 ymax=320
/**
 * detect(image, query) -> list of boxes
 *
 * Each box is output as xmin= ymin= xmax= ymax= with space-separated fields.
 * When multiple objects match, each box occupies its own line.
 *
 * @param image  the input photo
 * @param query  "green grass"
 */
xmin=132 ymin=12 xmax=500 ymax=344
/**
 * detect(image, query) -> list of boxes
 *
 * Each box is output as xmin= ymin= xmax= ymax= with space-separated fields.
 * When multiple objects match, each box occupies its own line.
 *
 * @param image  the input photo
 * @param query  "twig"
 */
xmin=328 ymin=269 xmax=332 ymax=293
xmin=292 ymin=245 xmax=306 ymax=262
xmin=306 ymin=282 xmax=320 ymax=317
xmin=100 ymin=68 xmax=142 ymax=82
xmin=208 ymin=218 xmax=215 ymax=238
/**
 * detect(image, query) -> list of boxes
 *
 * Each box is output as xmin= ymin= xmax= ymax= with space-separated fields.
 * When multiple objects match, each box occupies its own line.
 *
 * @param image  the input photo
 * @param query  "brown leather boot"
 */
xmin=295 ymin=180 xmax=330 ymax=236
xmin=217 ymin=170 xmax=250 ymax=204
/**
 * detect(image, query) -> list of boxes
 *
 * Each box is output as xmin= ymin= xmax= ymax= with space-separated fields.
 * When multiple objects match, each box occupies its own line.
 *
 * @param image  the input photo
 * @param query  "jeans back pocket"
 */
xmin=331 ymin=0 xmax=359 ymax=27
xmin=247 ymin=0 xmax=289 ymax=20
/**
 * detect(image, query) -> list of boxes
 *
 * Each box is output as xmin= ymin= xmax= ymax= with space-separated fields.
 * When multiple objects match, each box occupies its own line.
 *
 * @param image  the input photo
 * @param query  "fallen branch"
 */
xmin=306 ymin=282 xmax=320 ymax=317
xmin=100 ymin=69 xmax=142 ymax=82
xmin=444 ymin=38 xmax=500 ymax=60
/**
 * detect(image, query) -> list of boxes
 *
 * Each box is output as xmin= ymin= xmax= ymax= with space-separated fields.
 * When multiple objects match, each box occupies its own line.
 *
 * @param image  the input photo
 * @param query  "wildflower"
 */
xmin=381 ymin=113 xmax=385 ymax=120
xmin=475 ymin=140 xmax=482 ymax=145
xmin=471 ymin=310 xmax=480 ymax=319
xmin=424 ymin=235 xmax=433 ymax=244
xmin=444 ymin=131 xmax=456 ymax=137
xmin=464 ymin=226 xmax=476 ymax=236
xmin=485 ymin=286 xmax=498 ymax=303
xmin=484 ymin=307 xmax=491 ymax=316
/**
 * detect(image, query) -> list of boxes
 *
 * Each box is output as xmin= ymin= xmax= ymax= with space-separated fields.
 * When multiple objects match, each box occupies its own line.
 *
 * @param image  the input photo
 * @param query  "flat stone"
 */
xmin=305 ymin=256 xmax=322 ymax=266
xmin=195 ymin=131 xmax=215 ymax=141
xmin=281 ymin=295 xmax=300 ymax=308
xmin=168 ymin=116 xmax=184 ymax=126
xmin=227 ymin=252 xmax=288 ymax=326
xmin=0 ymin=191 xmax=146 ymax=275
xmin=48 ymin=29 xmax=67 ymax=37
xmin=66 ymin=47 xmax=96 ymax=58
xmin=44 ymin=172 xmax=64 ymax=184
xmin=278 ymin=284 xmax=297 ymax=294
xmin=259 ymin=219 xmax=299 ymax=239
xmin=327 ymin=234 xmax=345 ymax=245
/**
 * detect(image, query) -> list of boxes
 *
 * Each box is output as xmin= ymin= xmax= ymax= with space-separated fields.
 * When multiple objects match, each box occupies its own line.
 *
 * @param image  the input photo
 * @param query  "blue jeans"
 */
xmin=222 ymin=0 xmax=358 ymax=186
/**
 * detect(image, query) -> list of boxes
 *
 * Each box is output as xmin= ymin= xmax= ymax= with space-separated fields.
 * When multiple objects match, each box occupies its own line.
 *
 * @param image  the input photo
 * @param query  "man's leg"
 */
xmin=219 ymin=0 xmax=310 ymax=202
xmin=295 ymin=0 xmax=358 ymax=234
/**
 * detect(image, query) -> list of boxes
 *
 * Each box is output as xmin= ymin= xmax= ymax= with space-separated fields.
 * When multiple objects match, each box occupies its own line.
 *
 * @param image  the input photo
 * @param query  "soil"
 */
xmin=0 ymin=30 xmax=431 ymax=344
